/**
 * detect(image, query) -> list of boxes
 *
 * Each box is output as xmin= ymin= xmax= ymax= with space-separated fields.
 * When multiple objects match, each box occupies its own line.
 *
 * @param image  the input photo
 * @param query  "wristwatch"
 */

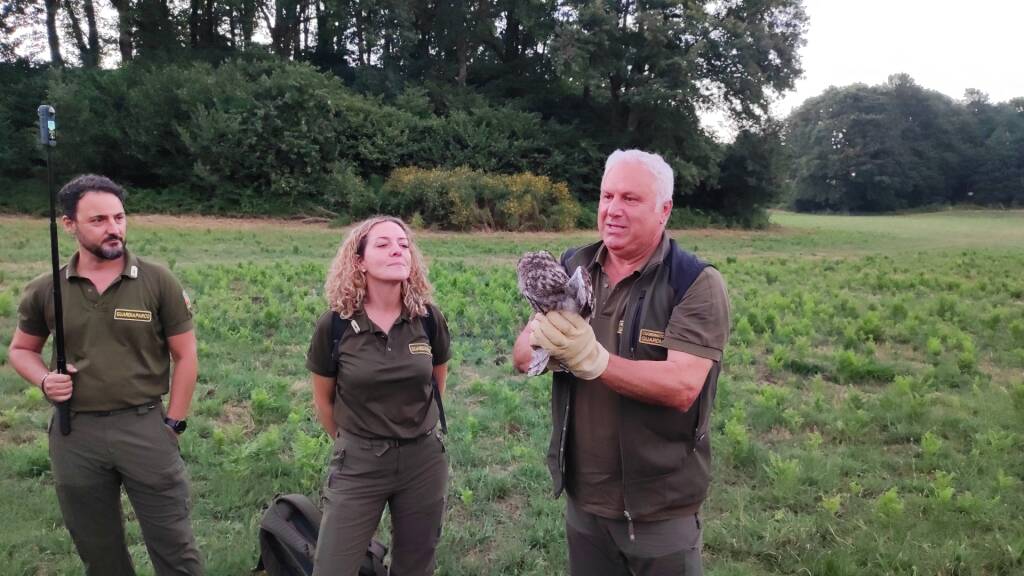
xmin=164 ymin=417 xmax=187 ymax=434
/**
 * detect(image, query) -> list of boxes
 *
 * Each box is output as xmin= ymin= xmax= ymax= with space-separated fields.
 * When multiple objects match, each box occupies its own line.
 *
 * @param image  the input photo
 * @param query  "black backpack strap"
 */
xmin=421 ymin=308 xmax=447 ymax=435
xmin=330 ymin=312 xmax=347 ymax=366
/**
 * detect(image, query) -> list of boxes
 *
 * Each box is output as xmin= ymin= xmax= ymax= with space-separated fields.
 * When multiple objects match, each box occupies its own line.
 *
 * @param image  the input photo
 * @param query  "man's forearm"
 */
xmin=598 ymin=354 xmax=709 ymax=411
xmin=9 ymin=348 xmax=50 ymax=389
xmin=166 ymin=355 xmax=198 ymax=420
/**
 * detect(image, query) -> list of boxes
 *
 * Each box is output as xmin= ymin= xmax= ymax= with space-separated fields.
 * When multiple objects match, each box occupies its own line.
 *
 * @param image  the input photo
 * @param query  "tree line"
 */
xmin=2 ymin=2 xmax=1020 ymax=224
xmin=785 ymin=74 xmax=1024 ymax=212
xmin=1 ymin=0 xmax=805 ymax=228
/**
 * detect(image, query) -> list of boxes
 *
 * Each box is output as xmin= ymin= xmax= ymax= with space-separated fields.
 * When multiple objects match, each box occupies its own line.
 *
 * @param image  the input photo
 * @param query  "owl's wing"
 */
xmin=567 ymin=265 xmax=594 ymax=318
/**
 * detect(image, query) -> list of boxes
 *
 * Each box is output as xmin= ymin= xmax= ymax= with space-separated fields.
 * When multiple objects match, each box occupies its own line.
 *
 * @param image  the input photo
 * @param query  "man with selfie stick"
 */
xmin=8 ymin=106 xmax=204 ymax=575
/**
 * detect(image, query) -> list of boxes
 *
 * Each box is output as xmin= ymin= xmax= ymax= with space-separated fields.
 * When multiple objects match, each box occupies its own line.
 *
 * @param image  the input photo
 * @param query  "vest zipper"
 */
xmin=620 ymin=287 xmax=647 ymax=541
xmin=559 ymin=390 xmax=571 ymax=477
xmin=628 ymin=290 xmax=647 ymax=358
xmin=691 ymin=386 xmax=704 ymax=451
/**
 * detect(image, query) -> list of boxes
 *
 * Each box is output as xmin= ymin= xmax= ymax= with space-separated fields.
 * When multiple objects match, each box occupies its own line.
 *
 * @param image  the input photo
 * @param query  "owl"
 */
xmin=517 ymin=251 xmax=594 ymax=376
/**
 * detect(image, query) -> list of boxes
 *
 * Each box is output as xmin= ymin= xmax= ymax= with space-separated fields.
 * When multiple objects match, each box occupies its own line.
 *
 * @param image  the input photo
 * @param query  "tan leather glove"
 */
xmin=529 ymin=310 xmax=609 ymax=380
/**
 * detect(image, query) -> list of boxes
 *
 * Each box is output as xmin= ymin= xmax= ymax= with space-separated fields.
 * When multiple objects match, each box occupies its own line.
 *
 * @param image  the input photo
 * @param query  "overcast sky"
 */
xmin=776 ymin=0 xmax=1024 ymax=112
xmin=705 ymin=0 xmax=1024 ymax=136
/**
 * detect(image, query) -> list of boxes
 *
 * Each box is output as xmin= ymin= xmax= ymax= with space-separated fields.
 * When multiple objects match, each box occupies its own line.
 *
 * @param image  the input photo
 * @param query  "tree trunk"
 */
xmin=110 ymin=0 xmax=134 ymax=62
xmin=456 ymin=34 xmax=467 ymax=86
xmin=63 ymin=0 xmax=89 ymax=63
xmin=355 ymin=11 xmax=367 ymax=66
xmin=82 ymin=0 xmax=100 ymax=65
xmin=189 ymin=0 xmax=200 ymax=46
xmin=203 ymin=0 xmax=216 ymax=46
xmin=609 ymin=72 xmax=623 ymax=132
xmin=45 ymin=0 xmax=64 ymax=66
xmin=503 ymin=13 xmax=519 ymax=63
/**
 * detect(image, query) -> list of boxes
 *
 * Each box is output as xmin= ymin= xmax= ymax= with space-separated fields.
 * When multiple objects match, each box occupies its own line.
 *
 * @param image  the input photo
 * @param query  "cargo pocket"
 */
xmin=325 ymin=435 xmax=348 ymax=491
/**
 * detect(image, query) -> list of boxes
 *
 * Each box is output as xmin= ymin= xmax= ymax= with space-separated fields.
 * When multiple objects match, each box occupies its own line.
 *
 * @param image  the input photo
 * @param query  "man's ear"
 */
xmin=660 ymin=200 xmax=673 ymax=225
xmin=61 ymin=215 xmax=75 ymax=234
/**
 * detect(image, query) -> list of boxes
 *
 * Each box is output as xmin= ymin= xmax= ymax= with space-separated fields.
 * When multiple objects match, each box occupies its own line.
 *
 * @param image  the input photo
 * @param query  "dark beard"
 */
xmin=84 ymin=236 xmax=125 ymax=260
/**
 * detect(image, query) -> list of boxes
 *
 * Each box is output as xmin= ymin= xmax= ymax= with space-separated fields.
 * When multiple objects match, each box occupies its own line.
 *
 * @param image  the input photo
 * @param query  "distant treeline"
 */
xmin=0 ymin=0 xmax=808 ymax=228
xmin=1 ymin=0 xmax=1019 ymax=225
xmin=0 ymin=57 xmax=785 ymax=228
xmin=786 ymin=74 xmax=1024 ymax=213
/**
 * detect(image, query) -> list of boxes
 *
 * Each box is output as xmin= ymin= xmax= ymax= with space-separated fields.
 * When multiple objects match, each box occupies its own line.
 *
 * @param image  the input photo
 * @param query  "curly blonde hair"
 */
xmin=325 ymin=216 xmax=434 ymax=318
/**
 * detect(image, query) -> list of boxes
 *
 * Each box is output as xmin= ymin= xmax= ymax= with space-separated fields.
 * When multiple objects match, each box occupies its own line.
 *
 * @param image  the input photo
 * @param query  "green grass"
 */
xmin=2 ymin=210 xmax=1023 ymax=575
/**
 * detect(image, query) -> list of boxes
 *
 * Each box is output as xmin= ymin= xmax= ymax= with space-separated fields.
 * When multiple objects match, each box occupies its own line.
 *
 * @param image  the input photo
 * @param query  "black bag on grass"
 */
xmin=255 ymin=493 xmax=387 ymax=576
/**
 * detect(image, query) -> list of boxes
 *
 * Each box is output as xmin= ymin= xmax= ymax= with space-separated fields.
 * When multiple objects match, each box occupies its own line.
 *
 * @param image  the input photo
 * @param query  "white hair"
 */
xmin=603 ymin=149 xmax=674 ymax=209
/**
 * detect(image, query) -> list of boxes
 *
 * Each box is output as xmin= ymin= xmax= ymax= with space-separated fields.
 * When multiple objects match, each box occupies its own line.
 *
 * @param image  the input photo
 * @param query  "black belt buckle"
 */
xmin=387 ymin=428 xmax=434 ymax=448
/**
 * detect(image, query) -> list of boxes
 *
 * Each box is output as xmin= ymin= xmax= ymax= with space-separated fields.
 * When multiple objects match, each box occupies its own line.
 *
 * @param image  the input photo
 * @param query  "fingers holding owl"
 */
xmin=529 ymin=310 xmax=609 ymax=380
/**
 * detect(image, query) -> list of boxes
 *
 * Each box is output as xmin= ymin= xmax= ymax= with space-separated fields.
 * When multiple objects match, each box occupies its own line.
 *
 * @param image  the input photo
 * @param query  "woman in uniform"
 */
xmin=306 ymin=216 xmax=451 ymax=576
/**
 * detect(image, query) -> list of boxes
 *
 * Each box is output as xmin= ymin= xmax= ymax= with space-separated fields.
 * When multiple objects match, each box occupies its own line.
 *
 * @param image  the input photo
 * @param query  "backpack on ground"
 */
xmin=255 ymin=493 xmax=387 ymax=576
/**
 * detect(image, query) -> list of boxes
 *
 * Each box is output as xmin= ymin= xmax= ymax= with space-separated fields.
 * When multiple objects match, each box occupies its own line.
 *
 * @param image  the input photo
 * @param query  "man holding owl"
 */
xmin=514 ymin=149 xmax=731 ymax=576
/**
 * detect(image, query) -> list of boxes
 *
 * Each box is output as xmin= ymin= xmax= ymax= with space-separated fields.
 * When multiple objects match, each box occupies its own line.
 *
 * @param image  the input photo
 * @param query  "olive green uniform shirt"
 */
xmin=17 ymin=250 xmax=194 ymax=412
xmin=568 ymin=242 xmax=731 ymax=519
xmin=306 ymin=305 xmax=451 ymax=439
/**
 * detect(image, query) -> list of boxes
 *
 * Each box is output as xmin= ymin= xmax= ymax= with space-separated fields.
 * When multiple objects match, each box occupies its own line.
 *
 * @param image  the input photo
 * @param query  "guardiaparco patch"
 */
xmin=114 ymin=308 xmax=153 ymax=322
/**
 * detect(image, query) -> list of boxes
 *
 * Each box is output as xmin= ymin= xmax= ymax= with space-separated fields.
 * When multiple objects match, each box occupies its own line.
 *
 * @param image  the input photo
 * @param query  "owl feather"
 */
xmin=517 ymin=251 xmax=594 ymax=376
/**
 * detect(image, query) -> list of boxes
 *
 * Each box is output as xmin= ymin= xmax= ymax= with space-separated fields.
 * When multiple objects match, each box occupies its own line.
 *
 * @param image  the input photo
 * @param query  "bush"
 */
xmin=375 ymin=167 xmax=580 ymax=231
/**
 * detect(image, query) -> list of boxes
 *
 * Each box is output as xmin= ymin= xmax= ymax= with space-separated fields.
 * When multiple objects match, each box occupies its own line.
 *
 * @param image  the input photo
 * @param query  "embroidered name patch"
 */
xmin=409 ymin=343 xmax=432 ymax=355
xmin=114 ymin=308 xmax=152 ymax=322
xmin=638 ymin=329 xmax=665 ymax=346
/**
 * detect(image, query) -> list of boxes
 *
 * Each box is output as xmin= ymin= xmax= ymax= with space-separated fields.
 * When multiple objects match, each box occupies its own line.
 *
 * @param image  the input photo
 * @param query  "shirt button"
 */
xmin=387 ymin=346 xmax=391 ymax=351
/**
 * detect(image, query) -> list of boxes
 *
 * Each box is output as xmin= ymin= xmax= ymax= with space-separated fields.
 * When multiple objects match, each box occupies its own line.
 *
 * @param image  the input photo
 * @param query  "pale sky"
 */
xmin=780 ymin=0 xmax=1024 ymax=110
xmin=706 ymin=0 xmax=1024 ymax=137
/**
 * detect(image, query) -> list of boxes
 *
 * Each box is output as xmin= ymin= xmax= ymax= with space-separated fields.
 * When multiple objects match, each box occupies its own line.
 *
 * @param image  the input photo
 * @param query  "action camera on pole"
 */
xmin=38 ymin=104 xmax=71 ymax=436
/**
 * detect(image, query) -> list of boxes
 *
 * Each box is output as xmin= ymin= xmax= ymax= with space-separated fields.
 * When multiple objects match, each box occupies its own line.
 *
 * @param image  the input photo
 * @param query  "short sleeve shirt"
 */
xmin=17 ymin=250 xmax=194 ymax=412
xmin=306 ymin=304 xmax=451 ymax=439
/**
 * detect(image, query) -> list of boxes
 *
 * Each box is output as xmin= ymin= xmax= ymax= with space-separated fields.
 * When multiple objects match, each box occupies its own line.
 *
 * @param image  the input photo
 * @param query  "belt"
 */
xmin=73 ymin=401 xmax=160 ymax=417
xmin=384 ymin=430 xmax=434 ymax=447
xmin=344 ymin=427 xmax=436 ymax=448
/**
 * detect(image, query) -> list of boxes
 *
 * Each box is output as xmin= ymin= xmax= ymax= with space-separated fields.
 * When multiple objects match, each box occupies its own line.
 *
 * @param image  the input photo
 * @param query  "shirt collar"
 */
xmin=590 ymin=232 xmax=671 ymax=278
xmin=349 ymin=307 xmax=410 ymax=334
xmin=66 ymin=250 xmax=140 ymax=280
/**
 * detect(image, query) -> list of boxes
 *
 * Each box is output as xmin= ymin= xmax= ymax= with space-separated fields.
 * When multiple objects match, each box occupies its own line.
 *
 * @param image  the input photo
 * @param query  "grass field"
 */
xmin=1 ymin=210 xmax=1023 ymax=575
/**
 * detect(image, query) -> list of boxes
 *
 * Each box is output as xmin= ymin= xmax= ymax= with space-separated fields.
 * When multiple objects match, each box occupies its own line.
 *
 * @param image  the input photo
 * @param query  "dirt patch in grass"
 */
xmin=496 ymin=494 xmax=526 ymax=520
xmin=218 ymin=403 xmax=254 ymax=431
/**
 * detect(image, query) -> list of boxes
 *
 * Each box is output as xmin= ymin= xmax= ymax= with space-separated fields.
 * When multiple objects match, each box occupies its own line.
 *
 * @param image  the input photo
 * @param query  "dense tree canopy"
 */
xmin=0 ymin=0 xmax=808 ymax=225
xmin=786 ymin=75 xmax=1023 ymax=212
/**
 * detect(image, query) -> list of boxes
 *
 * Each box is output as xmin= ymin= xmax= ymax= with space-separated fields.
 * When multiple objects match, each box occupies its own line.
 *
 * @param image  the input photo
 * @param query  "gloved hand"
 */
xmin=529 ymin=310 xmax=609 ymax=380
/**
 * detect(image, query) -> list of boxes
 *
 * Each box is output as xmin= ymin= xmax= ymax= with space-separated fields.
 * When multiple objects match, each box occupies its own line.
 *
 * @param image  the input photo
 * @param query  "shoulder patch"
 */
xmin=182 ymin=290 xmax=192 ymax=312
